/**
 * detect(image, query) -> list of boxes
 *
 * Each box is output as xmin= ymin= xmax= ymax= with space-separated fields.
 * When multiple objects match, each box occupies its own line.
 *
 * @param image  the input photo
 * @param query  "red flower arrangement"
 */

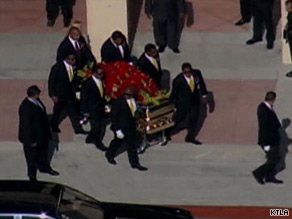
xmin=99 ymin=61 xmax=159 ymax=102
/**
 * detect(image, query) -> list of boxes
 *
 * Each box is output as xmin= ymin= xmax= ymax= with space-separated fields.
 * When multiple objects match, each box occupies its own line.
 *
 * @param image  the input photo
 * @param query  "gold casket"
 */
xmin=136 ymin=98 xmax=176 ymax=135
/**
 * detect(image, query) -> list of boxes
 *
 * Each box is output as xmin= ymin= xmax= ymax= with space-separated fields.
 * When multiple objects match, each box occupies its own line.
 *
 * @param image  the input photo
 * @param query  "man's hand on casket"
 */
xmin=51 ymin=96 xmax=59 ymax=103
xmin=105 ymin=105 xmax=111 ymax=113
xmin=116 ymin=130 xmax=125 ymax=139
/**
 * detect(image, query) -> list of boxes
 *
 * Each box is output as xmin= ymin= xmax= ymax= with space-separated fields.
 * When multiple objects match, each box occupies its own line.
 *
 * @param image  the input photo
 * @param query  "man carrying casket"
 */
xmin=80 ymin=65 xmax=108 ymax=151
xmin=105 ymin=87 xmax=148 ymax=171
xmin=168 ymin=63 xmax=208 ymax=145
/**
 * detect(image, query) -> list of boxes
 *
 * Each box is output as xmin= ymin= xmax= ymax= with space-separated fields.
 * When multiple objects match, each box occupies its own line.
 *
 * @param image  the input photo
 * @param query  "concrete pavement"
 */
xmin=0 ymin=139 xmax=291 ymax=207
xmin=0 ymin=0 xmax=292 ymax=216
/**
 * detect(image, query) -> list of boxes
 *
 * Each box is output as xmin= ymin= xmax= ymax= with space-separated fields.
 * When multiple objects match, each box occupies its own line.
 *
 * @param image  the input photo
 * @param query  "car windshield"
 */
xmin=58 ymin=187 xmax=104 ymax=219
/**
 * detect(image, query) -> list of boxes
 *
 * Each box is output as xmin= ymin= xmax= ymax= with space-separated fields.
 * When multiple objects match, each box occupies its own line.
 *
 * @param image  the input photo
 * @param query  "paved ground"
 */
xmin=0 ymin=0 xmax=291 ymax=218
xmin=0 ymin=141 xmax=291 ymax=208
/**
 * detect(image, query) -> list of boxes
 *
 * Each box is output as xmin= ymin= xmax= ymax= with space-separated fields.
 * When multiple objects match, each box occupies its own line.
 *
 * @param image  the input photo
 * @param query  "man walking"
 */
xmin=246 ymin=0 xmax=275 ymax=49
xmin=19 ymin=85 xmax=59 ymax=182
xmin=235 ymin=0 xmax=252 ymax=26
xmin=57 ymin=27 xmax=96 ymax=70
xmin=252 ymin=91 xmax=283 ymax=184
xmin=137 ymin=43 xmax=162 ymax=88
xmin=145 ymin=0 xmax=185 ymax=53
xmin=81 ymin=65 xmax=108 ymax=151
xmin=168 ymin=63 xmax=208 ymax=145
xmin=100 ymin=31 xmax=131 ymax=63
xmin=105 ymin=88 xmax=148 ymax=171
xmin=49 ymin=53 xmax=86 ymax=134
xmin=46 ymin=0 xmax=74 ymax=27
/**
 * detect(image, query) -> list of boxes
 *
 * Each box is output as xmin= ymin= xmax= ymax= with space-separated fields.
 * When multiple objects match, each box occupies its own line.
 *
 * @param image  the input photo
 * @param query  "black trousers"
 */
xmin=251 ymin=0 xmax=275 ymax=43
xmin=46 ymin=0 xmax=73 ymax=22
xmin=289 ymin=40 xmax=292 ymax=64
xmin=254 ymin=145 xmax=280 ymax=179
xmin=240 ymin=0 xmax=252 ymax=21
xmin=106 ymin=132 xmax=140 ymax=166
xmin=51 ymin=98 xmax=82 ymax=132
xmin=169 ymin=104 xmax=200 ymax=140
xmin=87 ymin=112 xmax=106 ymax=145
xmin=23 ymin=144 xmax=50 ymax=180
xmin=153 ymin=18 xmax=178 ymax=49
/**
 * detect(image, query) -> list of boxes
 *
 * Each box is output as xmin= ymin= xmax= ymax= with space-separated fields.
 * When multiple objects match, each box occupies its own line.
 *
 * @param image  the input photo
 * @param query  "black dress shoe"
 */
xmin=252 ymin=171 xmax=265 ymax=185
xmin=158 ymin=46 xmax=166 ymax=53
xmin=172 ymin=48 xmax=180 ymax=53
xmin=51 ymin=127 xmax=61 ymax=133
xmin=286 ymin=71 xmax=292 ymax=77
xmin=95 ymin=144 xmax=108 ymax=152
xmin=48 ymin=169 xmax=60 ymax=176
xmin=235 ymin=19 xmax=250 ymax=26
xmin=75 ymin=129 xmax=89 ymax=135
xmin=47 ymin=19 xmax=55 ymax=27
xmin=185 ymin=139 xmax=202 ymax=145
xmin=29 ymin=177 xmax=37 ymax=182
xmin=246 ymin=38 xmax=262 ymax=45
xmin=265 ymin=177 xmax=284 ymax=184
xmin=267 ymin=42 xmax=274 ymax=50
xmin=105 ymin=154 xmax=117 ymax=165
xmin=64 ymin=19 xmax=71 ymax=28
xmin=41 ymin=169 xmax=60 ymax=176
xmin=131 ymin=164 xmax=148 ymax=171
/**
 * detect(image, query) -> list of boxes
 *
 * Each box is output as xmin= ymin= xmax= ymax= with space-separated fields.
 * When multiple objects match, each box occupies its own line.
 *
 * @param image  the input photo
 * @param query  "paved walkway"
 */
xmin=0 ymin=141 xmax=291 ymax=208
xmin=0 ymin=0 xmax=291 ymax=216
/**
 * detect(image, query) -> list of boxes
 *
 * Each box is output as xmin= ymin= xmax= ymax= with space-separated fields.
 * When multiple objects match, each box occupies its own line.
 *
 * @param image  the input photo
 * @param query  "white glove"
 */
xmin=263 ymin=145 xmax=270 ymax=152
xmin=105 ymin=105 xmax=111 ymax=113
xmin=116 ymin=130 xmax=125 ymax=139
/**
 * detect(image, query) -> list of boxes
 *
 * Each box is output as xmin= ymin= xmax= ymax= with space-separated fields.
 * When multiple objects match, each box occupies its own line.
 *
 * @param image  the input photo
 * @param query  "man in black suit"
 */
xmin=18 ymin=85 xmax=59 ymax=181
xmin=252 ymin=91 xmax=283 ymax=184
xmin=235 ymin=0 xmax=252 ymax=26
xmin=246 ymin=0 xmax=275 ymax=49
xmin=46 ymin=0 xmax=74 ymax=27
xmin=137 ymin=43 xmax=162 ymax=88
xmin=145 ymin=0 xmax=185 ymax=53
xmin=49 ymin=53 xmax=86 ymax=134
xmin=57 ymin=27 xmax=96 ymax=70
xmin=105 ymin=88 xmax=148 ymax=171
xmin=168 ymin=63 xmax=208 ymax=145
xmin=100 ymin=31 xmax=131 ymax=63
xmin=80 ymin=65 xmax=108 ymax=151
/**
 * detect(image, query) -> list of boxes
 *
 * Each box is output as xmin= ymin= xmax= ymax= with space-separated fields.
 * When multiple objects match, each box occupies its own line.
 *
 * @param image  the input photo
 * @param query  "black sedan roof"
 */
xmin=0 ymin=180 xmax=63 ymax=215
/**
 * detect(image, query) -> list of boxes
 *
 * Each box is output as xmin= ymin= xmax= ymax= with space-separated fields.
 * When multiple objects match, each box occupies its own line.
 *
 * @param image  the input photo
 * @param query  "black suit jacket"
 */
xmin=257 ymin=102 xmax=281 ymax=146
xmin=18 ymin=98 xmax=51 ymax=146
xmin=100 ymin=38 xmax=131 ymax=63
xmin=110 ymin=96 xmax=136 ymax=136
xmin=145 ymin=0 xmax=185 ymax=21
xmin=80 ymin=77 xmax=106 ymax=116
xmin=137 ymin=53 xmax=162 ymax=88
xmin=56 ymin=36 xmax=96 ymax=70
xmin=48 ymin=62 xmax=75 ymax=101
xmin=170 ymin=70 xmax=208 ymax=110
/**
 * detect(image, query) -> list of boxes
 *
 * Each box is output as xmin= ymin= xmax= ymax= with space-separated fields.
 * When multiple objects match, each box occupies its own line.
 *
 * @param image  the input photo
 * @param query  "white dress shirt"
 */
xmin=145 ymin=53 xmax=159 ymax=70
xmin=63 ymin=60 xmax=74 ymax=82
xmin=68 ymin=36 xmax=80 ymax=50
xmin=28 ymin=98 xmax=44 ymax=111
xmin=111 ymin=39 xmax=124 ymax=58
xmin=183 ymin=75 xmax=194 ymax=89
xmin=126 ymin=98 xmax=137 ymax=116
xmin=92 ymin=75 xmax=104 ymax=97
xmin=264 ymin=101 xmax=273 ymax=110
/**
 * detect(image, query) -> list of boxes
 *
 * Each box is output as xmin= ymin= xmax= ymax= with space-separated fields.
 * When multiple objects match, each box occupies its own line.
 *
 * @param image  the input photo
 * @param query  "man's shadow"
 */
xmin=177 ymin=1 xmax=194 ymax=48
xmin=276 ymin=118 xmax=291 ymax=174
xmin=48 ymin=114 xmax=60 ymax=165
xmin=195 ymin=91 xmax=215 ymax=137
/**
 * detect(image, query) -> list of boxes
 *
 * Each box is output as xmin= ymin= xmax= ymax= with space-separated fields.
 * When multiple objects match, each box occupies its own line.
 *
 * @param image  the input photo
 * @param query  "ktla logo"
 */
xmin=270 ymin=209 xmax=289 ymax=217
